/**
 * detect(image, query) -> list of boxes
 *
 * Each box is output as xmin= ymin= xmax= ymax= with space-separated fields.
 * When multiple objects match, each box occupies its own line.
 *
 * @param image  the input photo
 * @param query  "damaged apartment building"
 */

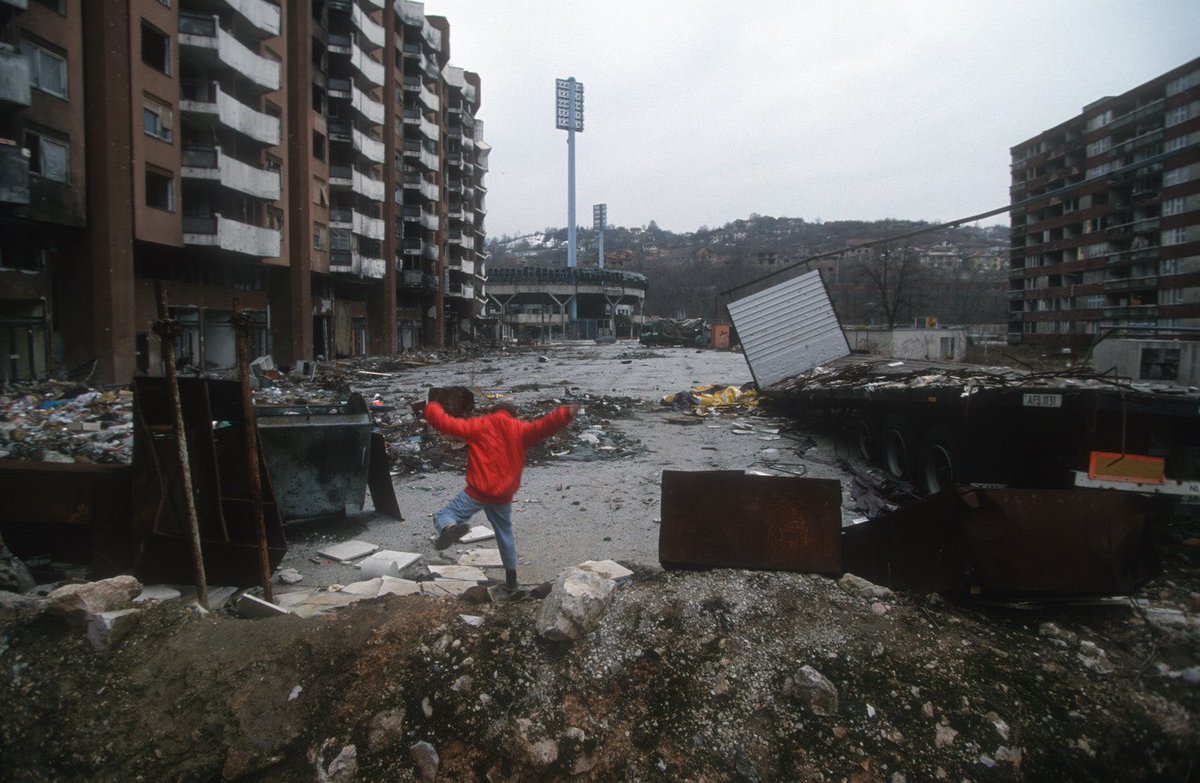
xmin=0 ymin=0 xmax=488 ymax=386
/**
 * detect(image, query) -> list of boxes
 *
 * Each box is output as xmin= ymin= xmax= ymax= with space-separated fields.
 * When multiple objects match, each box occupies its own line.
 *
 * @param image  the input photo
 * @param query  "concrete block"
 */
xmin=235 ymin=593 xmax=291 ymax=619
xmin=359 ymin=550 xmax=424 ymax=579
xmin=460 ymin=525 xmax=495 ymax=543
xmin=377 ymin=577 xmax=422 ymax=596
xmin=428 ymin=565 xmax=488 ymax=583
xmin=317 ymin=539 xmax=380 ymax=562
xmin=85 ymin=608 xmax=142 ymax=650
xmin=133 ymin=585 xmax=182 ymax=605
xmin=458 ymin=549 xmax=504 ymax=568
xmin=341 ymin=578 xmax=383 ymax=597
xmin=420 ymin=582 xmax=451 ymax=597
xmin=576 ymin=559 xmax=634 ymax=583
xmin=303 ymin=591 xmax=365 ymax=607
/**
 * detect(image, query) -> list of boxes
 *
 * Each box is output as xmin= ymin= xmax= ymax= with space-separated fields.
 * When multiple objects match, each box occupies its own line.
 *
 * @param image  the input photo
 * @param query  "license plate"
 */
xmin=1023 ymin=393 xmax=1062 ymax=408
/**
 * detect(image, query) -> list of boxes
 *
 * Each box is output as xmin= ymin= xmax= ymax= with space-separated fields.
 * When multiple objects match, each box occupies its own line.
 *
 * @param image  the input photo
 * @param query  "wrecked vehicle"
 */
xmin=729 ymin=270 xmax=1200 ymax=497
xmin=639 ymin=317 xmax=708 ymax=347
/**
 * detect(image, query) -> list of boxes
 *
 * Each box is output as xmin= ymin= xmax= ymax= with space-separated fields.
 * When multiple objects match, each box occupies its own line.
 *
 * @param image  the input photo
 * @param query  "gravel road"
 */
xmin=279 ymin=340 xmax=851 ymax=587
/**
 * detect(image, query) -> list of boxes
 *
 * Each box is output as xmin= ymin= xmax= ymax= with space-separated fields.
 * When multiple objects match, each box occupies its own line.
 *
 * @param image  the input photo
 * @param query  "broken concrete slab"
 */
xmin=425 ymin=579 xmax=477 ymax=596
xmin=317 ymin=540 xmax=380 ymax=562
xmin=428 ymin=565 xmax=488 ymax=583
xmin=460 ymin=525 xmax=496 ymax=544
xmin=236 ymin=593 xmax=292 ymax=619
xmin=133 ymin=585 xmax=182 ymax=605
xmin=535 ymin=566 xmax=618 ymax=642
xmin=576 ymin=559 xmax=634 ymax=583
xmin=458 ymin=549 xmax=504 ymax=568
xmin=377 ymin=576 xmax=422 ymax=597
xmin=179 ymin=585 xmax=239 ymax=611
xmin=85 ymin=607 xmax=142 ymax=650
xmin=273 ymin=591 xmax=314 ymax=609
xmin=341 ymin=578 xmax=384 ymax=597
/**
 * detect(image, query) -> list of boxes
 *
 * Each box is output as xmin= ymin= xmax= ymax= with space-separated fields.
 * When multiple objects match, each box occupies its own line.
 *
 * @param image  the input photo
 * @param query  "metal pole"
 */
xmin=231 ymin=300 xmax=274 ymax=602
xmin=567 ymin=77 xmax=577 ymax=271
xmin=153 ymin=281 xmax=208 ymax=609
xmin=598 ymin=223 xmax=605 ymax=270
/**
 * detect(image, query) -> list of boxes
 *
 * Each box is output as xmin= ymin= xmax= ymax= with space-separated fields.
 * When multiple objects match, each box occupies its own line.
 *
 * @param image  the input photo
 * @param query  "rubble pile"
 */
xmin=0 ymin=383 xmax=134 ymax=464
xmin=1 ymin=566 xmax=1196 ymax=781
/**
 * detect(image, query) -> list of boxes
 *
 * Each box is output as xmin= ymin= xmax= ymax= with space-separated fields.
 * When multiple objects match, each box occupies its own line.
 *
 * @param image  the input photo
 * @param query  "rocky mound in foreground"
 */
xmin=1 ymin=568 xmax=1197 ymax=782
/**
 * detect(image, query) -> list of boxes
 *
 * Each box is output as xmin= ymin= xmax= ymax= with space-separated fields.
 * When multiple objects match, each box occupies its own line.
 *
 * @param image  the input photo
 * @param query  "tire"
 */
xmin=849 ymin=415 xmax=879 ymax=465
xmin=919 ymin=423 xmax=966 ymax=494
xmin=881 ymin=413 xmax=919 ymax=480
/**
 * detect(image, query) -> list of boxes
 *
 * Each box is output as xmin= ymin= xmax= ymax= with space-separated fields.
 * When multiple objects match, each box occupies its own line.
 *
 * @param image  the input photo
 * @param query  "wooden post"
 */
xmin=153 ymin=281 xmax=208 ymax=608
xmin=231 ymin=299 xmax=274 ymax=601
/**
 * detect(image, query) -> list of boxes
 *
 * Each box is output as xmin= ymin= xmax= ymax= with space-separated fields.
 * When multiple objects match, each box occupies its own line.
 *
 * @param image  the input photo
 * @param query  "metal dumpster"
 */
xmin=255 ymin=393 xmax=372 ymax=522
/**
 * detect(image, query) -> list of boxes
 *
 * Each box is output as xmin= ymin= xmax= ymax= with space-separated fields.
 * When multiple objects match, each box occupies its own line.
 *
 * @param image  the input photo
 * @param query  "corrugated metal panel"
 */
xmin=727 ymin=270 xmax=849 ymax=388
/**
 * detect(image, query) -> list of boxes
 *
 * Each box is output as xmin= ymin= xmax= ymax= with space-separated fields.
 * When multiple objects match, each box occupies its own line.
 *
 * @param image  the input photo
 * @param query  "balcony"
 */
xmin=0 ymin=45 xmax=31 ymax=111
xmin=0 ymin=143 xmax=30 ymax=206
xmin=331 ymin=249 xmax=386 ymax=279
xmin=350 ymin=41 xmax=384 ymax=87
xmin=399 ymin=0 xmax=423 ymax=26
xmin=351 ymin=84 xmax=384 ymax=125
xmin=222 ymin=0 xmax=281 ymax=38
xmin=181 ymin=80 xmax=280 ymax=146
xmin=1103 ymin=275 xmax=1158 ymax=292
xmin=352 ymin=209 xmax=385 ymax=241
xmin=449 ymin=231 xmax=475 ymax=251
xmin=402 ymin=238 xmax=438 ymax=261
xmin=403 ymin=205 xmax=438 ymax=231
xmin=447 ymin=283 xmax=475 ymax=300
xmin=422 ymin=19 xmax=442 ymax=52
xmin=459 ymin=258 xmax=475 ymax=276
xmin=351 ymin=3 xmax=384 ymax=49
xmin=417 ymin=83 xmax=439 ymax=113
xmin=181 ymin=146 xmax=281 ymax=200
xmin=352 ymin=169 xmax=384 ymax=202
xmin=402 ymin=140 xmax=439 ymax=172
xmin=183 ymin=214 xmax=280 ymax=257
xmin=1109 ymin=98 xmax=1165 ymax=133
xmin=1103 ymin=304 xmax=1158 ymax=319
xmin=352 ymin=127 xmax=384 ymax=163
xmin=402 ymin=172 xmax=439 ymax=202
xmin=178 ymin=15 xmax=280 ymax=92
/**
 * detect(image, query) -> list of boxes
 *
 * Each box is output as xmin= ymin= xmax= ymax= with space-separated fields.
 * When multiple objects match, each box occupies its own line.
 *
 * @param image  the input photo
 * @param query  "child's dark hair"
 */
xmin=492 ymin=400 xmax=519 ymax=416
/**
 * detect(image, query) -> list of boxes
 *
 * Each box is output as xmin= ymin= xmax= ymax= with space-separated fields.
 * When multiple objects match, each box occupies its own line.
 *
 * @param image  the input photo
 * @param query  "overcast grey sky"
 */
xmin=424 ymin=1 xmax=1198 ymax=239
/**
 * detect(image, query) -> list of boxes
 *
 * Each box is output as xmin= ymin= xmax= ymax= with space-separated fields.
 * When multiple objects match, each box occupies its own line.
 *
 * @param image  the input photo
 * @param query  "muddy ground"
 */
xmin=1 ymin=341 xmax=1199 ymax=782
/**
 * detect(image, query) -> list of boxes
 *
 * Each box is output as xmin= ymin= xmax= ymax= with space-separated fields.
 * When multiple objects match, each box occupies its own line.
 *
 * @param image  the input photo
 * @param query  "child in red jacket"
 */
xmin=421 ymin=399 xmax=579 ymax=589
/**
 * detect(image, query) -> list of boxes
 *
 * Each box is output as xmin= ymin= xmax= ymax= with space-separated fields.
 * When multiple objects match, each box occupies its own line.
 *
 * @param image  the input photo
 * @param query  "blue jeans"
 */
xmin=434 ymin=490 xmax=517 ymax=571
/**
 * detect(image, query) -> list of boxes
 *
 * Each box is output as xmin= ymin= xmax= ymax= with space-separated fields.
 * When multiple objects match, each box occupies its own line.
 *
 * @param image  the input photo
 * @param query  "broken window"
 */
xmin=141 ymin=21 xmax=171 ymax=75
xmin=143 ymin=95 xmax=174 ymax=142
xmin=25 ymin=129 xmax=68 ymax=182
xmin=1139 ymin=348 xmax=1180 ymax=381
xmin=23 ymin=38 xmax=67 ymax=99
xmin=145 ymin=167 xmax=174 ymax=211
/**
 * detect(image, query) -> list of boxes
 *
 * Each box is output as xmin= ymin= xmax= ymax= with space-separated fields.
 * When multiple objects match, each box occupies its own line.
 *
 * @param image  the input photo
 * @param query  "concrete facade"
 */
xmin=484 ymin=267 xmax=648 ymax=342
xmin=1009 ymin=57 xmax=1200 ymax=352
xmin=0 ymin=0 xmax=487 ymax=384
xmin=1091 ymin=338 xmax=1200 ymax=386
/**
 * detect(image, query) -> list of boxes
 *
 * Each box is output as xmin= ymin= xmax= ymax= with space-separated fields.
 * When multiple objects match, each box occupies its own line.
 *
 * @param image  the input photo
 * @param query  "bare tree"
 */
xmin=852 ymin=243 xmax=927 ymax=328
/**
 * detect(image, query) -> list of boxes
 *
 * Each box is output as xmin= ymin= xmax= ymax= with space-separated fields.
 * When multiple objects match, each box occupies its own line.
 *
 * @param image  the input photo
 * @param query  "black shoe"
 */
xmin=434 ymin=522 xmax=471 ymax=550
xmin=505 ymin=569 xmax=518 ymax=590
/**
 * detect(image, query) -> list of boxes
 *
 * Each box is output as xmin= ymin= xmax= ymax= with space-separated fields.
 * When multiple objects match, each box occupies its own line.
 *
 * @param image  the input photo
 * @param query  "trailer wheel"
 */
xmin=919 ymin=424 xmax=965 ymax=494
xmin=882 ymin=414 xmax=918 ymax=480
xmin=849 ymin=416 xmax=879 ymax=464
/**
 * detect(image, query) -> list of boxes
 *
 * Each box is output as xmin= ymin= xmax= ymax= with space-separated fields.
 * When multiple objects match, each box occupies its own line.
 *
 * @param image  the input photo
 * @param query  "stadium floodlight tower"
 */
xmin=556 ymin=77 xmax=583 ymax=322
xmin=594 ymin=203 xmax=607 ymax=269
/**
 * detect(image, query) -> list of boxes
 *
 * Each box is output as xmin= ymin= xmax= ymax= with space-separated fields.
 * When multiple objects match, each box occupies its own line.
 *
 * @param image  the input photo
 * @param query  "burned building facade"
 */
xmin=0 ymin=0 xmax=487 ymax=385
xmin=1009 ymin=57 xmax=1200 ymax=350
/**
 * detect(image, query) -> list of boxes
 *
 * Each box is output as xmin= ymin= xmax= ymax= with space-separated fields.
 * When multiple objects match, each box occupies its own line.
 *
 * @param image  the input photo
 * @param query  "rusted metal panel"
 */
xmin=659 ymin=470 xmax=842 ymax=573
xmin=959 ymin=488 xmax=1154 ymax=595
xmin=368 ymin=430 xmax=403 ymax=520
xmin=841 ymin=491 xmax=966 ymax=593
xmin=842 ymin=487 xmax=1156 ymax=596
xmin=132 ymin=377 xmax=286 ymax=587
xmin=726 ymin=270 xmax=849 ymax=389
xmin=0 ymin=461 xmax=133 ymax=570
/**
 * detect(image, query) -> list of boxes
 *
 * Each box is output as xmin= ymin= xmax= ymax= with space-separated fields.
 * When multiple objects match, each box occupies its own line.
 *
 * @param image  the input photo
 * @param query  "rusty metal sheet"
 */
xmin=368 ymin=430 xmax=403 ymax=520
xmin=840 ymin=491 xmax=966 ymax=593
xmin=841 ymin=487 xmax=1156 ymax=596
xmin=132 ymin=377 xmax=286 ymax=587
xmin=0 ymin=460 xmax=133 ymax=572
xmin=659 ymin=470 xmax=842 ymax=573
xmin=959 ymin=488 xmax=1155 ymax=596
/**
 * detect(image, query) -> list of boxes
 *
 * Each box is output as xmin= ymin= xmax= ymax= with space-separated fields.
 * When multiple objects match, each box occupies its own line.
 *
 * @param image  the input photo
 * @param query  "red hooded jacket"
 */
xmin=424 ymin=402 xmax=575 ymax=504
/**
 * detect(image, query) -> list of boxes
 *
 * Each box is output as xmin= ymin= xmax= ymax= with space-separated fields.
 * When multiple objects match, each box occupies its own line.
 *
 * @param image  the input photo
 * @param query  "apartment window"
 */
xmin=22 ymin=39 xmax=67 ymax=99
xmin=1165 ymin=104 xmax=1192 ymax=127
xmin=1162 ymin=288 xmax=1184 ymax=305
xmin=1087 ymin=295 xmax=1105 ymax=309
xmin=313 ymin=223 xmax=326 ymax=250
xmin=312 ymin=177 xmax=328 ymax=207
xmin=142 ymin=21 xmax=171 ymax=75
xmin=265 ymin=154 xmax=282 ymax=172
xmin=313 ymin=130 xmax=326 ymax=161
xmin=1164 ymin=165 xmax=1195 ymax=187
xmin=145 ymin=167 xmax=174 ymax=211
xmin=1162 ymin=197 xmax=1185 ymax=217
xmin=142 ymin=96 xmax=173 ymax=142
xmin=25 ymin=129 xmax=68 ymax=182
xmin=1162 ymin=227 xmax=1189 ymax=246
xmin=1167 ymin=70 xmax=1200 ymax=96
